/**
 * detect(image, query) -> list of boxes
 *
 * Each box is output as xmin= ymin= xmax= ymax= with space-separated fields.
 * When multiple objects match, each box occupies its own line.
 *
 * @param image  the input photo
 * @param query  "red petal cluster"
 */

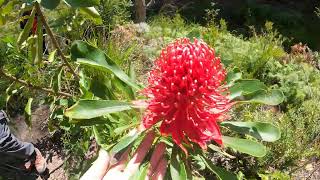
xmin=143 ymin=38 xmax=231 ymax=151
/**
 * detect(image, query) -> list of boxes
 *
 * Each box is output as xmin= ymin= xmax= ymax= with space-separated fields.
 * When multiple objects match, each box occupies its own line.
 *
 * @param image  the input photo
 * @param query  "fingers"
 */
xmin=108 ymin=147 xmax=131 ymax=171
xmin=151 ymin=158 xmax=168 ymax=180
xmin=147 ymin=142 xmax=166 ymax=177
xmin=80 ymin=149 xmax=111 ymax=180
xmin=24 ymin=160 xmax=32 ymax=170
xmin=124 ymin=131 xmax=155 ymax=175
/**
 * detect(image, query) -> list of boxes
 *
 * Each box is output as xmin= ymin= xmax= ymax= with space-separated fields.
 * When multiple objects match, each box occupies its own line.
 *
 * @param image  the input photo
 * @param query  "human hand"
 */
xmin=81 ymin=131 xmax=167 ymax=180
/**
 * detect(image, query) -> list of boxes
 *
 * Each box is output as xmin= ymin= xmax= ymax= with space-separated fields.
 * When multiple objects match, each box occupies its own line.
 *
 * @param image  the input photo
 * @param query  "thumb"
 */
xmin=81 ymin=149 xmax=111 ymax=180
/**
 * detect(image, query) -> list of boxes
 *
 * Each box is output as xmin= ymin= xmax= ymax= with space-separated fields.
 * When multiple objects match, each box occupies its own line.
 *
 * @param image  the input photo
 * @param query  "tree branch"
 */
xmin=34 ymin=2 xmax=79 ymax=81
xmin=0 ymin=69 xmax=72 ymax=97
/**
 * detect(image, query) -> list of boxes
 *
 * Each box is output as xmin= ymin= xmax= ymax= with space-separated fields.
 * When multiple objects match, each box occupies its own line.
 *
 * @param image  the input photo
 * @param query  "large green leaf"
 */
xmin=229 ymin=79 xmax=267 ymax=99
xmin=64 ymin=0 xmax=100 ymax=7
xmin=222 ymin=136 xmax=267 ymax=157
xmin=221 ymin=121 xmax=281 ymax=142
xmin=65 ymin=100 xmax=132 ymax=119
xmin=70 ymin=40 xmax=140 ymax=90
xmin=199 ymin=155 xmax=237 ymax=180
xmin=40 ymin=0 xmax=60 ymax=9
xmin=89 ymin=78 xmax=111 ymax=100
xmin=112 ymin=77 xmax=135 ymax=100
xmin=170 ymin=147 xmax=187 ymax=180
xmin=239 ymin=89 xmax=284 ymax=105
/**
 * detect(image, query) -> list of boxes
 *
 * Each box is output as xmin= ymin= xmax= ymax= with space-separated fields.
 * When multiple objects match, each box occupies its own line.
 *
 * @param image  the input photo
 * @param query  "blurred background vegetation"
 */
xmin=1 ymin=0 xmax=320 ymax=179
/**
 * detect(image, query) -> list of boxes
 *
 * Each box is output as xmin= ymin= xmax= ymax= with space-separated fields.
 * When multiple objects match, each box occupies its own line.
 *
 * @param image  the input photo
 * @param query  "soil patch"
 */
xmin=10 ymin=106 xmax=68 ymax=180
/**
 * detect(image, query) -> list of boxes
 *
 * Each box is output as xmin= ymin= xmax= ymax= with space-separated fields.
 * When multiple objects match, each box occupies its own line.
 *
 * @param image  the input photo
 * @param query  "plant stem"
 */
xmin=0 ymin=69 xmax=72 ymax=97
xmin=34 ymin=2 xmax=79 ymax=81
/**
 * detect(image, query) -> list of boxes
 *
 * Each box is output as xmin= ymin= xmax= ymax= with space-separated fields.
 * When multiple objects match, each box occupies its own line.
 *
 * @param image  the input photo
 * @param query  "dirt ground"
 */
xmin=292 ymin=158 xmax=320 ymax=180
xmin=10 ymin=106 xmax=68 ymax=180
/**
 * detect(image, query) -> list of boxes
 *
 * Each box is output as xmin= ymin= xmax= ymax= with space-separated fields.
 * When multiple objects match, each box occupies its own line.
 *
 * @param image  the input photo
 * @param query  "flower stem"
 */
xmin=0 ymin=69 xmax=72 ymax=97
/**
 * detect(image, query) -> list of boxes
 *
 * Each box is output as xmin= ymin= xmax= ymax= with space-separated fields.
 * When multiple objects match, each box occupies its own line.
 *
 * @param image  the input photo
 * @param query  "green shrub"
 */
xmin=98 ymin=0 xmax=133 ymax=28
xmin=262 ymin=61 xmax=320 ymax=108
xmin=203 ymin=21 xmax=285 ymax=78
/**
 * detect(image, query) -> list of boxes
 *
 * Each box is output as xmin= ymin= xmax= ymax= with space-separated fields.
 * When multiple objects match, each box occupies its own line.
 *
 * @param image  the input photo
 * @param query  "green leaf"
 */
xmin=110 ymin=130 xmax=140 ymax=154
xmin=222 ymin=136 xmax=267 ymax=157
xmin=114 ymin=121 xmax=140 ymax=135
xmin=70 ymin=117 xmax=110 ymax=126
xmin=191 ymin=154 xmax=206 ymax=171
xmin=40 ymin=0 xmax=60 ymax=9
xmin=89 ymin=78 xmax=110 ymax=99
xmin=199 ymin=155 xmax=237 ymax=180
xmin=71 ymin=40 xmax=140 ymax=90
xmin=112 ymin=77 xmax=135 ymax=100
xmin=24 ymin=98 xmax=33 ymax=127
xmin=64 ymin=0 xmax=100 ymax=7
xmin=170 ymin=147 xmax=187 ymax=180
xmin=208 ymin=144 xmax=235 ymax=158
xmin=220 ymin=121 xmax=281 ymax=142
xmin=34 ymin=16 xmax=43 ymax=64
xmin=93 ymin=125 xmax=104 ymax=146
xmin=52 ymin=67 xmax=63 ymax=93
xmin=79 ymin=7 xmax=102 ymax=24
xmin=225 ymin=69 xmax=242 ymax=86
xmin=239 ymin=89 xmax=284 ymax=105
xmin=17 ymin=8 xmax=36 ymax=46
xmin=48 ymin=49 xmax=57 ymax=62
xmin=30 ymin=36 xmax=37 ymax=65
xmin=65 ymin=100 xmax=132 ymax=119
xmin=229 ymin=79 xmax=267 ymax=100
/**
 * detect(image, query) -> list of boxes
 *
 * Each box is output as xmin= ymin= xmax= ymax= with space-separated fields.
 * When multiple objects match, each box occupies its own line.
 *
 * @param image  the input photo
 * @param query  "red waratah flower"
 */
xmin=143 ymin=38 xmax=231 ymax=152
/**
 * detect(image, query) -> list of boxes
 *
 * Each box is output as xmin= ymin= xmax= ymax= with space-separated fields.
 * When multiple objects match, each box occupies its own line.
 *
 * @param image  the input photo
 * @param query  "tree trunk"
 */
xmin=135 ymin=0 xmax=146 ymax=23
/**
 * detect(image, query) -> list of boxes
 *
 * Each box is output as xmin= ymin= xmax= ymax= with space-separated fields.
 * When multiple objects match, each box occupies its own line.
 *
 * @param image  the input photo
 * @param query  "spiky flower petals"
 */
xmin=143 ymin=38 xmax=231 ymax=151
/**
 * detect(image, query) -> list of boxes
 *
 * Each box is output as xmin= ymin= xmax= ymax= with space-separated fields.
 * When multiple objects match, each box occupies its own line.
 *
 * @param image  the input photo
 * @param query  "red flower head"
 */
xmin=143 ymin=38 xmax=231 ymax=152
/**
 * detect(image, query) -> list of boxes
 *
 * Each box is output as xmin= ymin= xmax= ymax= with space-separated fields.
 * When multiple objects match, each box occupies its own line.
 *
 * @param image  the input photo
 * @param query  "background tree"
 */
xmin=135 ymin=0 xmax=146 ymax=22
